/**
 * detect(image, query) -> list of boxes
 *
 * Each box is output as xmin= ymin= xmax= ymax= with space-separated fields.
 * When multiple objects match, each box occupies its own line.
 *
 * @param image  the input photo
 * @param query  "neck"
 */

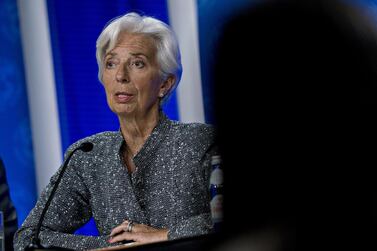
xmin=118 ymin=109 xmax=160 ymax=156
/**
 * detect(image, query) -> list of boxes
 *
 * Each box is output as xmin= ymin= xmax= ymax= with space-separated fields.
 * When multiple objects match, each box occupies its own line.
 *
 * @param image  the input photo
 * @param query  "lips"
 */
xmin=114 ymin=91 xmax=134 ymax=103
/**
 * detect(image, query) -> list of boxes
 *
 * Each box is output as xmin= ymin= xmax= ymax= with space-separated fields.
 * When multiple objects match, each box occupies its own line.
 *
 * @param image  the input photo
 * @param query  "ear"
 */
xmin=159 ymin=75 xmax=176 ymax=98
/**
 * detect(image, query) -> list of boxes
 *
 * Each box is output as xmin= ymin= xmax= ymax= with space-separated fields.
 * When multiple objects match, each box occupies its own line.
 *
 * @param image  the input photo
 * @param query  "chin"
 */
xmin=111 ymin=103 xmax=135 ymax=115
xmin=115 ymin=110 xmax=132 ymax=116
xmin=115 ymin=108 xmax=136 ymax=117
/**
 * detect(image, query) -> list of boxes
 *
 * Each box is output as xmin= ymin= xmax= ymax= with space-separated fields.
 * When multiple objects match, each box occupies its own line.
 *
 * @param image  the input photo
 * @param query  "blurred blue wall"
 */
xmin=0 ymin=0 xmax=37 ymax=225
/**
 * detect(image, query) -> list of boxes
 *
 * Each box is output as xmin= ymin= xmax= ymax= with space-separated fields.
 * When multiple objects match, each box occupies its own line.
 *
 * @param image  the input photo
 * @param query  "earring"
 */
xmin=159 ymin=93 xmax=164 ymax=97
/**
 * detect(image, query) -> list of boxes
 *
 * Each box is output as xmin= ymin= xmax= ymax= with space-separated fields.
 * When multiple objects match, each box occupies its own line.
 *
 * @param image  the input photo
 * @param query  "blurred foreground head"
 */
xmin=214 ymin=0 xmax=377 ymax=249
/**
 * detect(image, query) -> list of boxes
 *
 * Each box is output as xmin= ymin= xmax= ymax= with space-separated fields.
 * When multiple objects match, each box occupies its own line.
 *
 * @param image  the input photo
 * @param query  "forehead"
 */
xmin=109 ymin=32 xmax=157 ymax=56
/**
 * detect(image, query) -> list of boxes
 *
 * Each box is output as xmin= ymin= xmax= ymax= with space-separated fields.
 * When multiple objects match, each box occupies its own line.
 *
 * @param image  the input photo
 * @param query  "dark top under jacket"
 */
xmin=14 ymin=113 xmax=216 ymax=250
xmin=0 ymin=158 xmax=18 ymax=251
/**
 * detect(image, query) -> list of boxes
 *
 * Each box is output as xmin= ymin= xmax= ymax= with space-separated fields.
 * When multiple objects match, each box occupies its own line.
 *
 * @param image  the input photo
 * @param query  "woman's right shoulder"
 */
xmin=64 ymin=131 xmax=122 ymax=156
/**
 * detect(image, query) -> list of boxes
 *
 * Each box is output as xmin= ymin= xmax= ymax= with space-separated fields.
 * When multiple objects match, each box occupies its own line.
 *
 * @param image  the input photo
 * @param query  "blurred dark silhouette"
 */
xmin=213 ymin=0 xmax=377 ymax=250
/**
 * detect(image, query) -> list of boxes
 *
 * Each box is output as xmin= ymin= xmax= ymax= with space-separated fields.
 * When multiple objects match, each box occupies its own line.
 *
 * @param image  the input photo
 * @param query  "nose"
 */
xmin=115 ymin=63 xmax=130 ymax=83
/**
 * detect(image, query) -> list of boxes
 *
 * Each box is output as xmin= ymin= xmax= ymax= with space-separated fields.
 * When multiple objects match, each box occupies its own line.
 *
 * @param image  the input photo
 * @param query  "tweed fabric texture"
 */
xmin=14 ymin=114 xmax=216 ymax=250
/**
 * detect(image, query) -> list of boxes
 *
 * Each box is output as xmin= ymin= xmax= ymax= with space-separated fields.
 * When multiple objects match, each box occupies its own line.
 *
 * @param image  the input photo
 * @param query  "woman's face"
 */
xmin=102 ymin=32 xmax=171 ymax=117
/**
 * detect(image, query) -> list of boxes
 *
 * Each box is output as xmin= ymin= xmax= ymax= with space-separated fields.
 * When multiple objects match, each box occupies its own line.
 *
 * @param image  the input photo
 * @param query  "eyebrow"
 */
xmin=105 ymin=52 xmax=117 ymax=58
xmin=130 ymin=52 xmax=150 ymax=59
xmin=105 ymin=52 xmax=150 ymax=60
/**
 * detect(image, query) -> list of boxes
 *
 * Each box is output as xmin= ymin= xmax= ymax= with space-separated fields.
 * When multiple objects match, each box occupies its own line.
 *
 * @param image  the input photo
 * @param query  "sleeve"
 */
xmin=13 ymin=148 xmax=109 ymax=251
xmin=0 ymin=158 xmax=18 ymax=251
xmin=167 ymin=138 xmax=218 ymax=240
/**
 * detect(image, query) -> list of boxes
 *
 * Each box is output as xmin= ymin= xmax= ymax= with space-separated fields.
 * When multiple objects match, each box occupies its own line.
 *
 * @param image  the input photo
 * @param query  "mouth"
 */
xmin=114 ymin=91 xmax=134 ymax=103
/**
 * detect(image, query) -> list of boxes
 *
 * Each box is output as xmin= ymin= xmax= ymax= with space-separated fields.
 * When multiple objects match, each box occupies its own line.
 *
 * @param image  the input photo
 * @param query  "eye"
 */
xmin=105 ymin=60 xmax=117 ymax=69
xmin=131 ymin=59 xmax=145 ymax=69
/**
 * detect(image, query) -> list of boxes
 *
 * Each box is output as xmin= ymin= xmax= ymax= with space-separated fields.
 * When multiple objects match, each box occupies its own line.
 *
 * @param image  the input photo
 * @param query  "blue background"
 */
xmin=0 ymin=0 xmax=37 ymax=224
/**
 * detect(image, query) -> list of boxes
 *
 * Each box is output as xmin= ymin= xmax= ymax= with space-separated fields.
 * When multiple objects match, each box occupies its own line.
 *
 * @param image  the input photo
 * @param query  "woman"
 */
xmin=14 ymin=12 xmax=216 ymax=250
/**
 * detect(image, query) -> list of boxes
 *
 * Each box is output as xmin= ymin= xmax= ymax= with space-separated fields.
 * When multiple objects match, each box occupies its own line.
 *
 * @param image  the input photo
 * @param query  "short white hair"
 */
xmin=96 ymin=12 xmax=182 ymax=104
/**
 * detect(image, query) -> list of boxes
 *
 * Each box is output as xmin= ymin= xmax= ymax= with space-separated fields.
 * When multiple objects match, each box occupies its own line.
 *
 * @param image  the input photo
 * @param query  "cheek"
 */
xmin=102 ymin=72 xmax=111 ymax=86
xmin=138 ymin=83 xmax=160 ymax=102
xmin=145 ymin=74 xmax=163 ymax=93
xmin=134 ymin=76 xmax=156 ymax=95
xmin=102 ymin=73 xmax=113 ymax=91
xmin=102 ymin=82 xmax=114 ymax=104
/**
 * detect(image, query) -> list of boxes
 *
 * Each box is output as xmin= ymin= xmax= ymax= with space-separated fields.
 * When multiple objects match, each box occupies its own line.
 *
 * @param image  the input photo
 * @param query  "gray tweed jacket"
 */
xmin=14 ymin=114 xmax=216 ymax=250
